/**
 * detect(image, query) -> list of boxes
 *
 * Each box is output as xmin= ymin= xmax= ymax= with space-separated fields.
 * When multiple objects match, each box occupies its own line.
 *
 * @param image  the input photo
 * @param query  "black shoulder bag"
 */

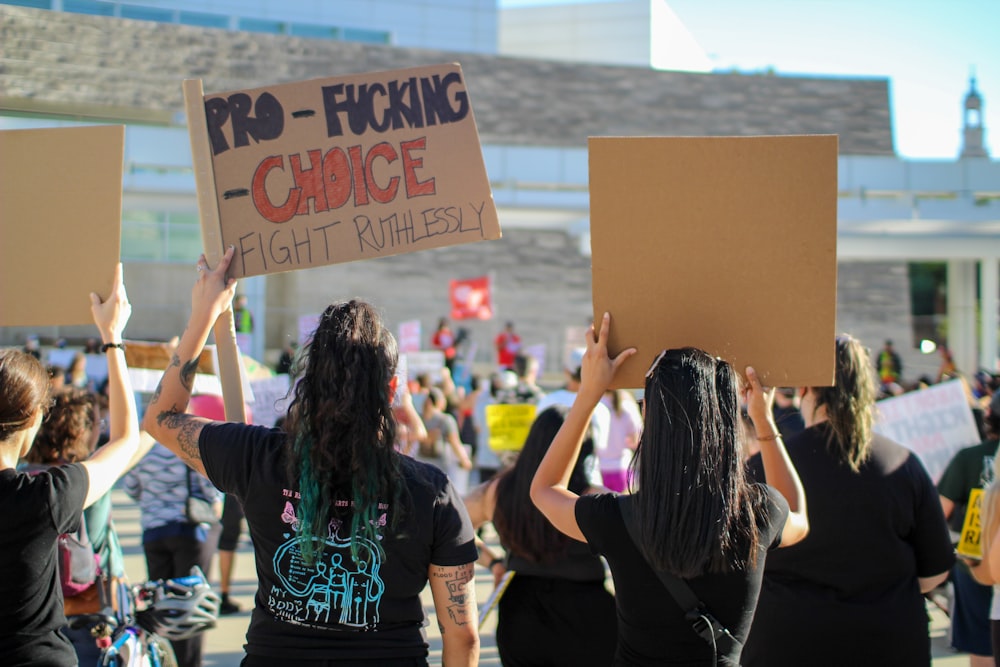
xmin=618 ymin=498 xmax=742 ymax=667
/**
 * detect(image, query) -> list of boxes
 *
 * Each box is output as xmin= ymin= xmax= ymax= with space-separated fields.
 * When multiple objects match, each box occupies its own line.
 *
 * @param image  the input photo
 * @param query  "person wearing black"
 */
xmin=143 ymin=247 xmax=479 ymax=665
xmin=531 ymin=314 xmax=809 ymax=666
xmin=465 ymin=406 xmax=616 ymax=665
xmin=743 ymin=334 xmax=954 ymax=666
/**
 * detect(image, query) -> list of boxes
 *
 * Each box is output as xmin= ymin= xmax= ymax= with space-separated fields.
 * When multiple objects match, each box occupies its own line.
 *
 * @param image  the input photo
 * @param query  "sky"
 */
xmin=498 ymin=0 xmax=1000 ymax=160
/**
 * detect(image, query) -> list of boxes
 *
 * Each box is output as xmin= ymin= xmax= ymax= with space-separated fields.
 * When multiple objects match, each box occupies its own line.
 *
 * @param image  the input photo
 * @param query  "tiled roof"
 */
xmin=0 ymin=5 xmax=893 ymax=155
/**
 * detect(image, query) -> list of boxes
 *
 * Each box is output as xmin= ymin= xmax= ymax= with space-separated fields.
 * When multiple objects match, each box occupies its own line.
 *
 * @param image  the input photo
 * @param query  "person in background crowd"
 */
xmin=744 ymin=334 xmax=953 ymax=666
xmin=431 ymin=317 xmax=458 ymax=373
xmin=966 ymin=399 xmax=1000 ymax=666
xmin=598 ymin=388 xmax=642 ymax=493
xmin=66 ymin=351 xmax=90 ymax=390
xmin=275 ymin=341 xmax=298 ymax=375
xmin=537 ymin=348 xmax=611 ymax=487
xmin=188 ymin=393 xmax=253 ymax=617
xmin=124 ymin=442 xmax=222 ymax=667
xmin=531 ymin=315 xmax=809 ymax=666
xmin=939 ymin=394 xmax=1000 ymax=667
xmin=23 ymin=334 xmax=42 ymax=360
xmin=47 ymin=364 xmax=67 ymax=391
xmin=512 ymin=353 xmax=546 ymax=405
xmin=877 ymin=338 xmax=903 ymax=390
xmin=937 ymin=346 xmax=961 ymax=384
xmin=233 ymin=294 xmax=253 ymax=334
xmin=771 ymin=387 xmax=806 ymax=441
xmin=495 ymin=321 xmax=522 ymax=371
xmin=421 ymin=387 xmax=474 ymax=493
xmin=0 ymin=264 xmax=141 ymax=667
xmin=465 ymin=406 xmax=617 ymax=666
xmin=142 ymin=247 xmax=479 ymax=665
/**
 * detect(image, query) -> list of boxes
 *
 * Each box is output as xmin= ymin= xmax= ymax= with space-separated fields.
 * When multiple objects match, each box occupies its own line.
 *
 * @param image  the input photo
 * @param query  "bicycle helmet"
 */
xmin=136 ymin=566 xmax=221 ymax=641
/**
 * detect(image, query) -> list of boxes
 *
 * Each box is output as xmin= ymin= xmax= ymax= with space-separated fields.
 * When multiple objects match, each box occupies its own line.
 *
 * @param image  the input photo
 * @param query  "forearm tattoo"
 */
xmin=179 ymin=357 xmax=199 ymax=392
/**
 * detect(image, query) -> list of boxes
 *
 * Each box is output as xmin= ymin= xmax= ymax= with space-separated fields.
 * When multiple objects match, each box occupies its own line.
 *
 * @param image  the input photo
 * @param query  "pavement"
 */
xmin=108 ymin=486 xmax=971 ymax=666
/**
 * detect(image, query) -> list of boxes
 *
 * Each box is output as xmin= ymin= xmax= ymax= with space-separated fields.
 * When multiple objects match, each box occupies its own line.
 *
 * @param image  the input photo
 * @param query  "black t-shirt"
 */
xmin=199 ymin=422 xmax=477 ymax=660
xmin=575 ymin=487 xmax=787 ymax=666
xmin=743 ymin=423 xmax=955 ymax=667
xmin=0 ymin=464 xmax=88 ymax=666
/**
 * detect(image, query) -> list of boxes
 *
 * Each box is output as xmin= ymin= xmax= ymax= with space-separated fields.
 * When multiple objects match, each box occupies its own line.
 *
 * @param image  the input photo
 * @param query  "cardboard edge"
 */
xmin=183 ymin=79 xmax=248 ymax=423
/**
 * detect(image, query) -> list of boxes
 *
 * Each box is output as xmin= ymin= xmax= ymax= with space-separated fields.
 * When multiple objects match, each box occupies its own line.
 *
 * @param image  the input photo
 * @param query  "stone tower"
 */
xmin=960 ymin=74 xmax=989 ymax=158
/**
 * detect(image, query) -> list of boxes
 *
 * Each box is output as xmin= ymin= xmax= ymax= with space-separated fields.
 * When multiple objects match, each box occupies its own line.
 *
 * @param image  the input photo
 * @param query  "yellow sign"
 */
xmin=957 ymin=488 xmax=984 ymax=560
xmin=486 ymin=404 xmax=537 ymax=452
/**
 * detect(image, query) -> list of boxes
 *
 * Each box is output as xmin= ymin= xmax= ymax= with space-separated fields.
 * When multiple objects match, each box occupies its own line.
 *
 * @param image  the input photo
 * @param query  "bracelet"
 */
xmin=756 ymin=432 xmax=782 ymax=441
xmin=101 ymin=342 xmax=126 ymax=353
xmin=488 ymin=557 xmax=504 ymax=569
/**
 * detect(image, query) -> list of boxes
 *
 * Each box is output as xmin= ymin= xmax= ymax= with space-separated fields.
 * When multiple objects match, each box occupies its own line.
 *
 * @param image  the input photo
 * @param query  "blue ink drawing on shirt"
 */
xmin=272 ymin=504 xmax=386 ymax=629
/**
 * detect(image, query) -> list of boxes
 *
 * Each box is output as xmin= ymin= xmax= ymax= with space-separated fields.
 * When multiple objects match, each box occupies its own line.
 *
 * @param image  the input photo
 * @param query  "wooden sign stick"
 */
xmin=183 ymin=78 xmax=248 ymax=423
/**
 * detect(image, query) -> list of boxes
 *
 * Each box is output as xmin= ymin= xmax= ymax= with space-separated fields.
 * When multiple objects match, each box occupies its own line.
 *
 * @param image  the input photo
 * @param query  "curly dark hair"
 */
xmin=283 ymin=300 xmax=404 ymax=564
xmin=28 ymin=388 xmax=98 ymax=464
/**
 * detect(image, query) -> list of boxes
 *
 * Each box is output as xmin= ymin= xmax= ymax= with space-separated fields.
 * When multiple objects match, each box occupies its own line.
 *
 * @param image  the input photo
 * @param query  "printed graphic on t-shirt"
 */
xmin=269 ymin=496 xmax=388 ymax=630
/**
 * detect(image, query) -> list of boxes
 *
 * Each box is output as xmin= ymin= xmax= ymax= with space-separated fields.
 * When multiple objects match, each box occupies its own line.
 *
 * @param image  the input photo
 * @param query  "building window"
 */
xmin=342 ymin=27 xmax=390 ymax=44
xmin=120 ymin=5 xmax=174 ymax=23
xmin=178 ymin=10 xmax=228 ymax=29
xmin=239 ymin=17 xmax=286 ymax=35
xmin=62 ymin=0 xmax=115 ymax=16
xmin=3 ymin=0 xmax=52 ymax=9
xmin=289 ymin=23 xmax=341 ymax=40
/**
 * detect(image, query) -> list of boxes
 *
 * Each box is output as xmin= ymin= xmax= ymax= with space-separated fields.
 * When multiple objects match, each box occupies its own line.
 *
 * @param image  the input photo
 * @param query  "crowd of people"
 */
xmin=6 ymin=254 xmax=1000 ymax=666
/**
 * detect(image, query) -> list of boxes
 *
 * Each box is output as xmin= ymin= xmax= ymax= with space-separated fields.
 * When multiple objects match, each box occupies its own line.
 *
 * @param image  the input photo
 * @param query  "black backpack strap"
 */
xmin=618 ymin=497 xmax=743 ymax=664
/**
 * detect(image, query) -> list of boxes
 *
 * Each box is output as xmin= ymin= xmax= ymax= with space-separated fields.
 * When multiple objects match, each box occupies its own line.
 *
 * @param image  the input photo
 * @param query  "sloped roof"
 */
xmin=0 ymin=5 xmax=893 ymax=155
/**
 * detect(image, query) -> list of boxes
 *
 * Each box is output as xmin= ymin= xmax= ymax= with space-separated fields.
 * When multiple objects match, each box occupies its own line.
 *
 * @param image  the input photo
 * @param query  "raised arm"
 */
xmin=530 ymin=313 xmax=634 ymax=542
xmin=429 ymin=562 xmax=480 ymax=666
xmin=744 ymin=367 xmax=809 ymax=547
xmin=79 ymin=264 xmax=140 ymax=508
xmin=142 ymin=247 xmax=237 ymax=475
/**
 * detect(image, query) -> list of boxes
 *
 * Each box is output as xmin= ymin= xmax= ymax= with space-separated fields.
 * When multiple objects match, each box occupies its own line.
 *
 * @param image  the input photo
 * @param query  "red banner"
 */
xmin=450 ymin=276 xmax=493 ymax=320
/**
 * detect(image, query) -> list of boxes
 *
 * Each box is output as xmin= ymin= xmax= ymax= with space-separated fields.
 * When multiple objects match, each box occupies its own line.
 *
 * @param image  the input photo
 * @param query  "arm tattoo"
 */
xmin=179 ymin=357 xmax=199 ymax=392
xmin=432 ymin=563 xmax=475 ymax=628
xmin=155 ymin=410 xmax=203 ymax=465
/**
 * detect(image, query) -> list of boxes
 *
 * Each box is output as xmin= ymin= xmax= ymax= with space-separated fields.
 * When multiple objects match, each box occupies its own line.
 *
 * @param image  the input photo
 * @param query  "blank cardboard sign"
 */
xmin=589 ymin=135 xmax=838 ymax=390
xmin=186 ymin=63 xmax=501 ymax=279
xmin=0 ymin=126 xmax=124 ymax=326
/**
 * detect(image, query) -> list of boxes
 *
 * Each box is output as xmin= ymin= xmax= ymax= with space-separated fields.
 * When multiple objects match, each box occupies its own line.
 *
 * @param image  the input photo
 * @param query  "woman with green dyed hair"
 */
xmin=144 ymin=246 xmax=480 ymax=666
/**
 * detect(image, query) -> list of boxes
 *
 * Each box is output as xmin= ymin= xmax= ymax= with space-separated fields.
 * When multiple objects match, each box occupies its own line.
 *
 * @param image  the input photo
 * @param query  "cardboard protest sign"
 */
xmin=873 ymin=379 xmax=981 ymax=482
xmin=588 ymin=136 xmax=838 ymax=389
xmin=957 ymin=488 xmax=984 ymax=560
xmin=184 ymin=64 xmax=501 ymax=279
xmin=486 ymin=403 xmax=537 ymax=452
xmin=0 ymin=126 xmax=124 ymax=326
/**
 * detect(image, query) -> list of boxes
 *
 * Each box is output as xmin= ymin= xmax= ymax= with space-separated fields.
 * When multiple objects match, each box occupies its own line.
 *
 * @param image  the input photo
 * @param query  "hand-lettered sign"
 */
xmin=873 ymin=379 xmax=981 ymax=482
xmin=589 ymin=136 xmax=838 ymax=389
xmin=957 ymin=488 xmax=984 ymax=560
xmin=185 ymin=64 xmax=501 ymax=278
xmin=486 ymin=403 xmax=537 ymax=452
xmin=0 ymin=126 xmax=124 ymax=326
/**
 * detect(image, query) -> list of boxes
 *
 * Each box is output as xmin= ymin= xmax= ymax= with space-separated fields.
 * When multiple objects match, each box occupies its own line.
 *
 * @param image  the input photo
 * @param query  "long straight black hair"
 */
xmin=493 ymin=405 xmax=593 ymax=563
xmin=630 ymin=347 xmax=766 ymax=577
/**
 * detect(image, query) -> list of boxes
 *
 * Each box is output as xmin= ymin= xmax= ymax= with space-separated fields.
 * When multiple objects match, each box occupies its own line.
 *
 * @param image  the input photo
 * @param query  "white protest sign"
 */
xmin=873 ymin=379 xmax=981 ymax=482
xmin=398 ymin=320 xmax=422 ymax=354
xmin=248 ymin=374 xmax=292 ymax=428
xmin=404 ymin=350 xmax=446 ymax=384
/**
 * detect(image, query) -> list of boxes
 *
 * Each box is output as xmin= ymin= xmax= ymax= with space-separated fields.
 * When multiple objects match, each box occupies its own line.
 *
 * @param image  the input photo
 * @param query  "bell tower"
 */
xmin=960 ymin=73 xmax=989 ymax=158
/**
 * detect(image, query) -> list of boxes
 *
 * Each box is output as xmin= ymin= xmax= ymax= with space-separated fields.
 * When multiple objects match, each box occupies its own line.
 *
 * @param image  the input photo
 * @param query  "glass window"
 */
xmin=289 ymin=23 xmax=339 ymax=40
xmin=63 ymin=0 xmax=115 ymax=16
xmin=121 ymin=223 xmax=164 ymax=261
xmin=120 ymin=5 xmax=173 ymax=22
xmin=3 ymin=0 xmax=51 ymax=9
xmin=165 ymin=222 xmax=203 ymax=262
xmin=240 ymin=17 xmax=285 ymax=34
xmin=178 ymin=10 xmax=227 ymax=29
xmin=342 ymin=27 xmax=390 ymax=44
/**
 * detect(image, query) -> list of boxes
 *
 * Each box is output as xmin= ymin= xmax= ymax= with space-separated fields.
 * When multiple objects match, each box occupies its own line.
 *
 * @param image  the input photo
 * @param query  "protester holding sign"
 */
xmin=531 ymin=315 xmax=809 ymax=666
xmin=0 ymin=264 xmax=142 ymax=667
xmin=464 ymin=405 xmax=616 ymax=666
xmin=142 ymin=247 xmax=479 ymax=666
xmin=968 ymin=406 xmax=1000 ymax=665
xmin=743 ymin=334 xmax=954 ymax=666
xmin=940 ymin=398 xmax=1000 ymax=667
